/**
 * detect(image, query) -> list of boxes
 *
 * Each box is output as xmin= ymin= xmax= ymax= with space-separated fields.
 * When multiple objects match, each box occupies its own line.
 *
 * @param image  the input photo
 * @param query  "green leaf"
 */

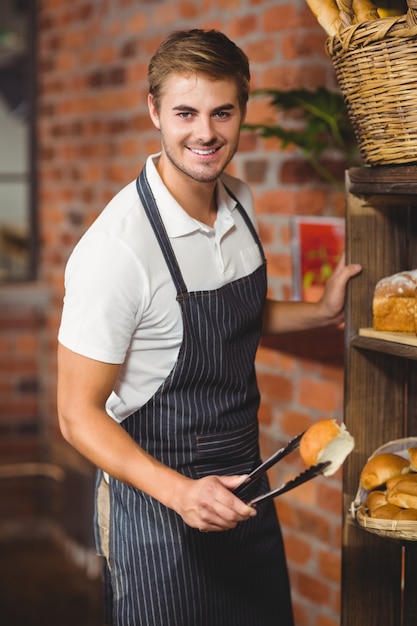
xmin=242 ymin=87 xmax=360 ymax=188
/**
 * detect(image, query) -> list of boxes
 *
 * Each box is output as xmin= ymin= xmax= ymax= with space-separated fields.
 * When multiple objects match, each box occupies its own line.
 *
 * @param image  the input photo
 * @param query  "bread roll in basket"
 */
xmin=351 ymin=438 xmax=417 ymax=541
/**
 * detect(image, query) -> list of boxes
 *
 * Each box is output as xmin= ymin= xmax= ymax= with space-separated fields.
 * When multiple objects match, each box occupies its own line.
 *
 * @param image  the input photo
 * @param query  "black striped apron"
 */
xmin=100 ymin=168 xmax=294 ymax=626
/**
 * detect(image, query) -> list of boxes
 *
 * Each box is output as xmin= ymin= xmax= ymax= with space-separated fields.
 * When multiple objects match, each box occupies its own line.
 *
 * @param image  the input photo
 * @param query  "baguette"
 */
xmin=351 ymin=0 xmax=379 ymax=23
xmin=305 ymin=0 xmax=342 ymax=36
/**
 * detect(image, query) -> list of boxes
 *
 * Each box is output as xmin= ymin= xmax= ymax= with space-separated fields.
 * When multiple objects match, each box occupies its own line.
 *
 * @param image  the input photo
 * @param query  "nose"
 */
xmin=195 ymin=115 xmax=216 ymax=144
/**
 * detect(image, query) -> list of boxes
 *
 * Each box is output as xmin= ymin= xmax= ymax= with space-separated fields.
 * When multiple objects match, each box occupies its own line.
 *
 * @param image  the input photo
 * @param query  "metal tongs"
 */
xmin=233 ymin=431 xmax=330 ymax=506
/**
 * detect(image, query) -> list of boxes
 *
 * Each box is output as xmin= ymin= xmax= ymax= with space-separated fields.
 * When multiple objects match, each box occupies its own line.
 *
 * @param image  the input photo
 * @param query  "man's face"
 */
xmin=148 ymin=73 xmax=245 ymax=186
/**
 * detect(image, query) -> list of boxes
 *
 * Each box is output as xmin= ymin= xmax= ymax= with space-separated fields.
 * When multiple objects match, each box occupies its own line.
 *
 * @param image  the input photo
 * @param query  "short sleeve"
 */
xmin=58 ymin=232 xmax=146 ymax=364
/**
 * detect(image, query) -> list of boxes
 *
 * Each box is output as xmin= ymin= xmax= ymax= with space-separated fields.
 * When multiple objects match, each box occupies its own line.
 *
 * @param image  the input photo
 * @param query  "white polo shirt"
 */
xmin=58 ymin=154 xmax=263 ymax=422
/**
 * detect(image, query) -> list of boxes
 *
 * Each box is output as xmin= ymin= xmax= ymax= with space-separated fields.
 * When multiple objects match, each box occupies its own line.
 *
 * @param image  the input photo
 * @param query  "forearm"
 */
xmin=262 ymin=256 xmax=362 ymax=335
xmin=262 ymin=298 xmax=338 ymax=335
xmin=57 ymin=344 xmax=256 ymax=530
xmin=59 ymin=407 xmax=254 ymax=530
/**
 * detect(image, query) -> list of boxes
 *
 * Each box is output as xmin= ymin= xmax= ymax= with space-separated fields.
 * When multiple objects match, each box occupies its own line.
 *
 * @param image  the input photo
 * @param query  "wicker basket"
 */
xmin=351 ymin=438 xmax=417 ymax=542
xmin=327 ymin=0 xmax=417 ymax=165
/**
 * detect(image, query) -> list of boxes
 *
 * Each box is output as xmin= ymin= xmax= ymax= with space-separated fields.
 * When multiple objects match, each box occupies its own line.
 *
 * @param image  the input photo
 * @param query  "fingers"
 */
xmin=331 ymin=252 xmax=362 ymax=281
xmin=178 ymin=475 xmax=256 ymax=532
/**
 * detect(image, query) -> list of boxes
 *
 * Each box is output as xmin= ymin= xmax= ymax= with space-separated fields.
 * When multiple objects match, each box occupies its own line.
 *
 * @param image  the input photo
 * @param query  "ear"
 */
xmin=148 ymin=94 xmax=160 ymax=130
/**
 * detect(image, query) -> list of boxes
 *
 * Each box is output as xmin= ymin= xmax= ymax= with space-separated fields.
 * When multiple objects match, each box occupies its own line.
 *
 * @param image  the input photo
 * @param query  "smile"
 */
xmin=189 ymin=147 xmax=218 ymax=156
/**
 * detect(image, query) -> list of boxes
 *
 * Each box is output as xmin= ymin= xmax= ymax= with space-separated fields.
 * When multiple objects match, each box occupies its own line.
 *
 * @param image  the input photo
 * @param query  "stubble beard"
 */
xmin=162 ymin=139 xmax=238 ymax=184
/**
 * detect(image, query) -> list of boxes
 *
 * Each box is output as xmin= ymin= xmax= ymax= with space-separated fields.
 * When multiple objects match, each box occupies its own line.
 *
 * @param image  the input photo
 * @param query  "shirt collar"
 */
xmin=145 ymin=153 xmax=237 ymax=238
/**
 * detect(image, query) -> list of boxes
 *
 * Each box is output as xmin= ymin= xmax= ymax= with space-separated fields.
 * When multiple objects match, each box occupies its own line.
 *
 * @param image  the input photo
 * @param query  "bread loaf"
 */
xmin=387 ymin=479 xmax=417 ymax=509
xmin=359 ymin=453 xmax=410 ymax=490
xmin=372 ymin=270 xmax=417 ymax=332
xmin=299 ymin=418 xmax=354 ymax=476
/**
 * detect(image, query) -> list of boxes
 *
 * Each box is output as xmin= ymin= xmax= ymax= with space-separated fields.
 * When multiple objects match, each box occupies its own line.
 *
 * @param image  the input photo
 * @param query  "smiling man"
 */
xmin=57 ymin=29 xmax=361 ymax=626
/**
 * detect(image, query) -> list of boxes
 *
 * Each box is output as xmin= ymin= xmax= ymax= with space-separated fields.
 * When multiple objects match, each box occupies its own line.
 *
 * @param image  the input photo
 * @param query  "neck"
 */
xmin=156 ymin=159 xmax=219 ymax=227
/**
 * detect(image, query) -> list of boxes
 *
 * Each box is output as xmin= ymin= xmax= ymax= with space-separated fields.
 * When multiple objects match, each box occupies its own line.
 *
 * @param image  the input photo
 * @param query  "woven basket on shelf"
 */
xmin=356 ymin=505 xmax=417 ymax=541
xmin=351 ymin=438 xmax=417 ymax=542
xmin=327 ymin=0 xmax=417 ymax=166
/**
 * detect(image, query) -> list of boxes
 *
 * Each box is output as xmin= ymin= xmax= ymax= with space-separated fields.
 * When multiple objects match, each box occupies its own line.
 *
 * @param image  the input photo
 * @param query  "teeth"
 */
xmin=191 ymin=148 xmax=217 ymax=155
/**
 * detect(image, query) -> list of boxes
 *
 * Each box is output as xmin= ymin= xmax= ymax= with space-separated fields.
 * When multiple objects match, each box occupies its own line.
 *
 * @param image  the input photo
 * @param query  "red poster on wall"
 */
xmin=291 ymin=216 xmax=345 ymax=302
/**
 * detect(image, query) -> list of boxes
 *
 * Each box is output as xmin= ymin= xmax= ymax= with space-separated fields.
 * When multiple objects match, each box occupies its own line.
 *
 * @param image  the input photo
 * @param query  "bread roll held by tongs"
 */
xmin=234 ymin=419 xmax=354 ymax=506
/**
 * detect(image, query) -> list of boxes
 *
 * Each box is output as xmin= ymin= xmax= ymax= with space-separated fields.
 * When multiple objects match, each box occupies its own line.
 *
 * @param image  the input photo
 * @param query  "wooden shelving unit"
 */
xmin=342 ymin=166 xmax=417 ymax=626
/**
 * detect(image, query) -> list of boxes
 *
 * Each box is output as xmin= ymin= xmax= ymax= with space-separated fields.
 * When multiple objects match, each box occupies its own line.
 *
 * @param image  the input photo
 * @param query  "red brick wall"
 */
xmin=2 ymin=1 xmax=350 ymax=625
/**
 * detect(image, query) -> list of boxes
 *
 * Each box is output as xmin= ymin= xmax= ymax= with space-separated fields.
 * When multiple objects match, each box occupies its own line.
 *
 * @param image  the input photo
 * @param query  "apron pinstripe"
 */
xmin=99 ymin=168 xmax=294 ymax=626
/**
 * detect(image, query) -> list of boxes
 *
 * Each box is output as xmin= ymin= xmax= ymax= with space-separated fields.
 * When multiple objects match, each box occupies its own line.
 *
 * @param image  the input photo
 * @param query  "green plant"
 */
xmin=243 ymin=87 xmax=360 ymax=190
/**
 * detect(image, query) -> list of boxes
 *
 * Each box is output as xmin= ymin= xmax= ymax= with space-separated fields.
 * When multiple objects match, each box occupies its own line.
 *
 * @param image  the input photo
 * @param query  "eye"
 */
xmin=177 ymin=111 xmax=193 ymax=119
xmin=214 ymin=110 xmax=231 ymax=119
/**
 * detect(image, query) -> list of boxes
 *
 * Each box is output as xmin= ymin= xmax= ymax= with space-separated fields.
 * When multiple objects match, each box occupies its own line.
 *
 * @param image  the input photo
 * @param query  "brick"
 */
xmin=284 ymin=533 xmax=313 ymax=565
xmin=243 ymin=159 xmax=269 ymax=183
xmin=282 ymin=32 xmax=328 ymax=60
xmin=126 ymin=12 xmax=147 ymax=34
xmin=264 ymin=64 xmax=328 ymax=91
xmin=262 ymin=4 xmax=304 ymax=32
xmin=291 ymin=506 xmax=334 ymax=543
xmin=318 ymin=549 xmax=341 ymax=584
xmin=317 ymin=480 xmax=343 ymax=516
xmin=265 ymin=252 xmax=293 ymax=279
xmin=299 ymin=377 xmax=341 ymax=413
xmin=317 ymin=614 xmax=340 ymax=626
xmin=292 ymin=601 xmax=309 ymax=626
xmin=280 ymin=158 xmax=323 ymax=185
xmin=245 ymin=38 xmax=278 ymax=63
xmin=297 ymin=570 xmax=332 ymax=604
xmin=257 ymin=220 xmax=277 ymax=246
xmin=257 ymin=402 xmax=273 ymax=426
xmin=296 ymin=189 xmax=331 ymax=215
xmin=256 ymin=189 xmax=299 ymax=215
xmin=258 ymin=373 xmax=293 ymax=403
xmin=278 ymin=409 xmax=313 ymax=439
xmin=230 ymin=14 xmax=258 ymax=39
xmin=256 ymin=344 xmax=295 ymax=371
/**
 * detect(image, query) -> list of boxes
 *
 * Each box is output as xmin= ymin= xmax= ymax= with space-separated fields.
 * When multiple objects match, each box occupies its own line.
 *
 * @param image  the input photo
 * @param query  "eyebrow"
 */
xmin=172 ymin=103 xmax=236 ymax=113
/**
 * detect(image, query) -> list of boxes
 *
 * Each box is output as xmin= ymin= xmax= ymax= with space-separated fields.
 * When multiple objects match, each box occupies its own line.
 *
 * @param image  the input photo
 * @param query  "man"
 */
xmin=57 ymin=29 xmax=361 ymax=626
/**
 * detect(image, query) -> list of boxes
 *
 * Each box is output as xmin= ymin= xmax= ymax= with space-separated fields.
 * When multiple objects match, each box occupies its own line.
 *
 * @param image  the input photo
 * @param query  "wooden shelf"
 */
xmin=342 ymin=166 xmax=417 ymax=626
xmin=348 ymin=165 xmax=417 ymax=195
xmin=351 ymin=328 xmax=417 ymax=360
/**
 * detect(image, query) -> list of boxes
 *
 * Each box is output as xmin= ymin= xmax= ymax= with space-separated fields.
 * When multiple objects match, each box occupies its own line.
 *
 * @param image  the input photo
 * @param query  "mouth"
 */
xmin=189 ymin=147 xmax=220 ymax=157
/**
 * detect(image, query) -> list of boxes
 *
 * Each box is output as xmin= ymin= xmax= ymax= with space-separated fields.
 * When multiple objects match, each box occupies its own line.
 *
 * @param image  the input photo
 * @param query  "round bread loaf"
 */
xmin=365 ymin=490 xmax=387 ymax=513
xmin=387 ymin=479 xmax=417 ymax=509
xmin=359 ymin=453 xmax=410 ymax=490
xmin=370 ymin=503 xmax=402 ymax=519
xmin=299 ymin=419 xmax=355 ymax=476
xmin=393 ymin=508 xmax=417 ymax=521
xmin=409 ymin=448 xmax=417 ymax=471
